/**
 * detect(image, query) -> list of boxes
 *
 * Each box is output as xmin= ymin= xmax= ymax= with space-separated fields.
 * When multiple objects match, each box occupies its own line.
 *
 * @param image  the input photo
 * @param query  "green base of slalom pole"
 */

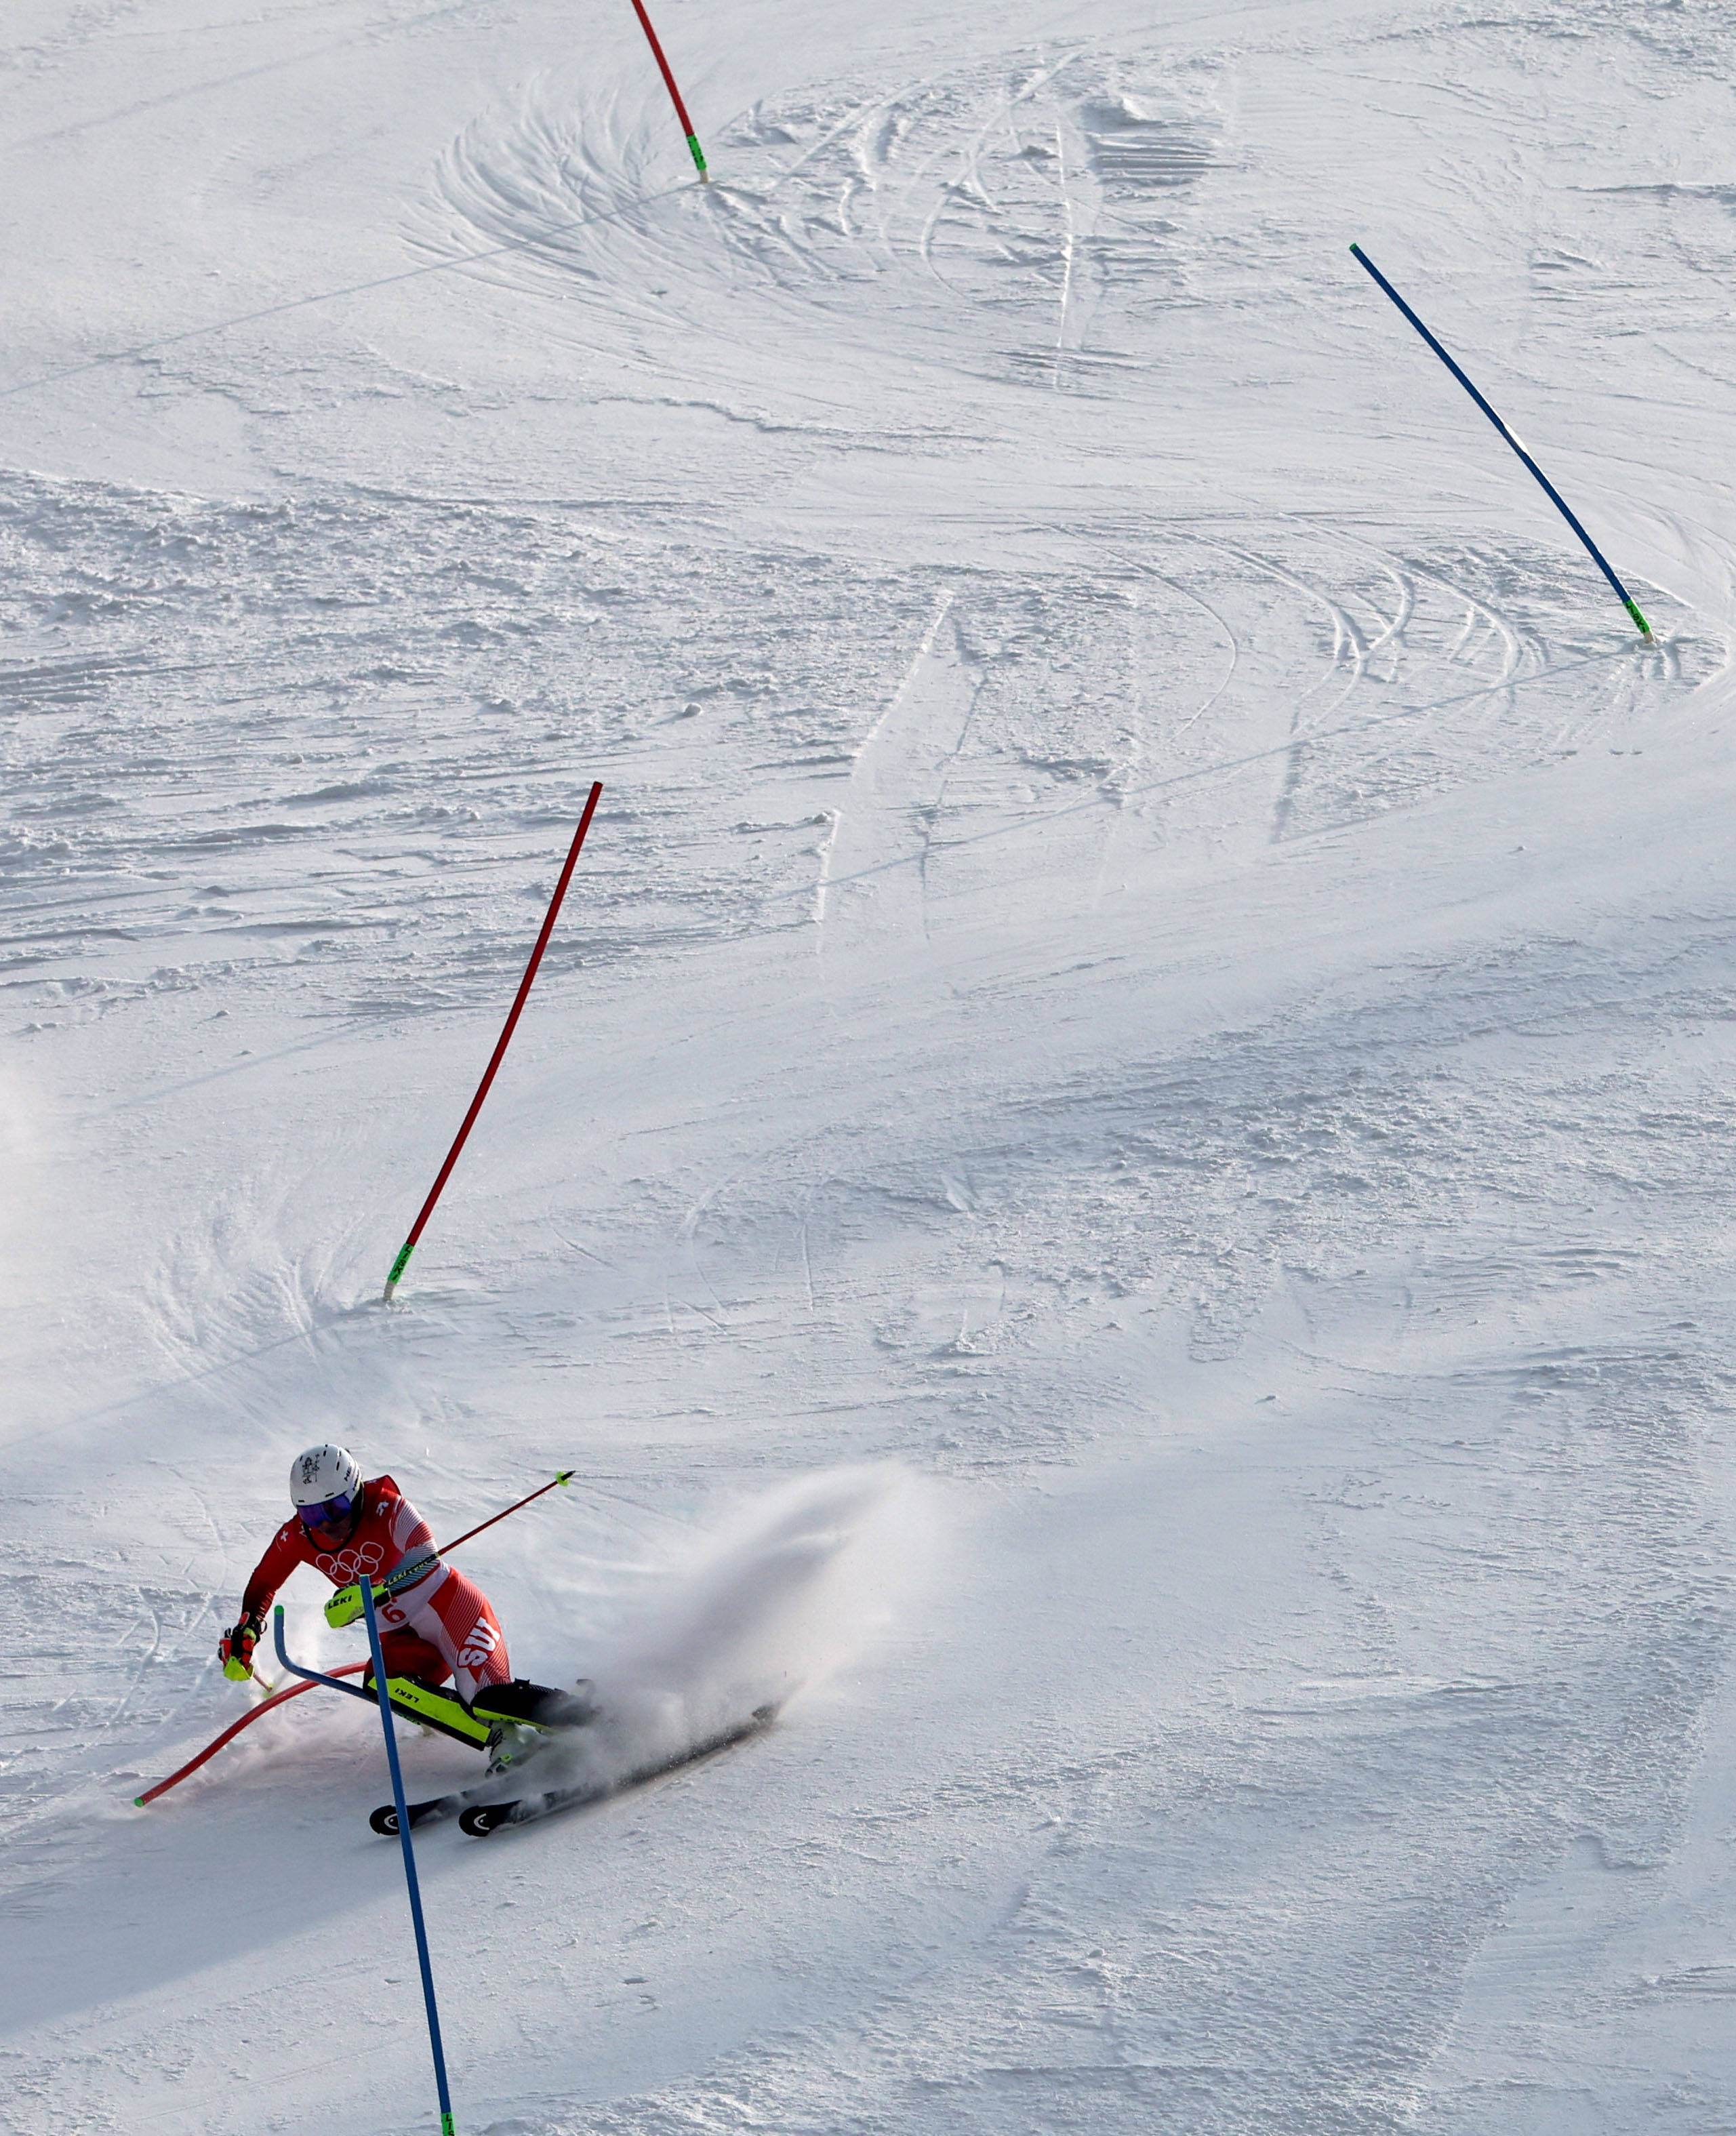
xmin=1624 ymin=597 xmax=1653 ymax=639
xmin=687 ymin=134 xmax=708 ymax=180
xmin=384 ymin=1240 xmax=413 ymax=1303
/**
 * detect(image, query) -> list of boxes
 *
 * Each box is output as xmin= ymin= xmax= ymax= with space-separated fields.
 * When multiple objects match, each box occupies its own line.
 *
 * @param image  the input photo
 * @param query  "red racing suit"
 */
xmin=241 ymin=1474 xmax=511 ymax=1704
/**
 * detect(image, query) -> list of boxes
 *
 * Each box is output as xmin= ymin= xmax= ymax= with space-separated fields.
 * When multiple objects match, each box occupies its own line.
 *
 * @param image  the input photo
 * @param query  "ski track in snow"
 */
xmin=9 ymin=0 xmax=1736 ymax=2131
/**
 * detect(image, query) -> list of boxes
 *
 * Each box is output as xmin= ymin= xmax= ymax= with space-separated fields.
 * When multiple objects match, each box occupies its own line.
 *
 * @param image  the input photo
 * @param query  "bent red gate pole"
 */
xmin=628 ymin=0 xmax=708 ymax=182
xmin=135 ymin=1661 xmax=371 ymax=1807
xmin=384 ymin=782 xmax=603 ymax=1302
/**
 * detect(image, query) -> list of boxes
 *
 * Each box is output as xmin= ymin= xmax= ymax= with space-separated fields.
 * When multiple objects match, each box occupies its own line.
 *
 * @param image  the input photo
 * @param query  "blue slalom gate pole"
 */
xmin=1350 ymin=242 xmax=1652 ymax=640
xmin=360 ymin=1581 xmax=459 ymax=2136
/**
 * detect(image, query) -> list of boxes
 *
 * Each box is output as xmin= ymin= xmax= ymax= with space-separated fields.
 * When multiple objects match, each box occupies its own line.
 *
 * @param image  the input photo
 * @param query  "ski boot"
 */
xmin=482 ymin=1720 xmax=542 ymax=1777
xmin=470 ymin=1677 xmax=597 ymax=1733
xmin=361 ymin=1670 xmax=493 ymax=1750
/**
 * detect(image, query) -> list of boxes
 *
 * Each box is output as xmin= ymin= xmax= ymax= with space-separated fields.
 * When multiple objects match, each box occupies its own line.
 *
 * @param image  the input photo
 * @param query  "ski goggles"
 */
xmin=298 ymin=1492 xmax=356 ymax=1531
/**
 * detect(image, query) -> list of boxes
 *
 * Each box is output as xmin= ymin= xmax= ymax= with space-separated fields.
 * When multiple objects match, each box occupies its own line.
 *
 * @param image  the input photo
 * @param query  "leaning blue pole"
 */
xmin=360 ymin=1579 xmax=459 ymax=2136
xmin=1350 ymin=242 xmax=1652 ymax=640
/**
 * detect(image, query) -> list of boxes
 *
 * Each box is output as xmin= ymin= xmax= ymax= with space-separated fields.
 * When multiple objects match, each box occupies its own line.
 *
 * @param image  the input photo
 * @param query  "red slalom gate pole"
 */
xmin=384 ymin=782 xmax=604 ymax=1302
xmin=628 ymin=0 xmax=708 ymax=182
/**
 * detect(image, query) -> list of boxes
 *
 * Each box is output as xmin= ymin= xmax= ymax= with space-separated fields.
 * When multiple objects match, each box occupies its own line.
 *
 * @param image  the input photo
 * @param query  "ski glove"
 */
xmin=219 ymin=1614 xmax=262 ymax=1682
xmin=325 ymin=1581 xmax=386 ymax=1630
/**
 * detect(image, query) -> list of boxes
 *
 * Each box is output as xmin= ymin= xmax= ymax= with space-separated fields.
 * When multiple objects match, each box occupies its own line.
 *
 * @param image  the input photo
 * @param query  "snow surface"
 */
xmin=7 ymin=0 xmax=1736 ymax=2127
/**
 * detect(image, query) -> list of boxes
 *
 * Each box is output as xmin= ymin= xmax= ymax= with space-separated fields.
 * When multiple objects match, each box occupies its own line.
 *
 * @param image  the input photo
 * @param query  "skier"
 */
xmin=216 ymin=1445 xmax=586 ymax=1759
xmin=218 ymin=1443 xmax=510 ymax=1696
xmin=216 ymin=1435 xmax=542 ymax=1734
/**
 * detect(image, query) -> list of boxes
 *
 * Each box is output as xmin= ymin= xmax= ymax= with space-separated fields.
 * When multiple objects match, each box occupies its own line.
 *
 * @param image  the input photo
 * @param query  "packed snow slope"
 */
xmin=7 ymin=0 xmax=1736 ymax=2127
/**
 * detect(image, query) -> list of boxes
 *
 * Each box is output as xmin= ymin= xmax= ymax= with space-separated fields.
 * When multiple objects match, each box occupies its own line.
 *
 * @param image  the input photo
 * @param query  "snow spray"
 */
xmin=486 ymin=1465 xmax=931 ymax=1808
xmin=628 ymin=0 xmax=708 ymax=181
xmin=360 ymin=1579 xmax=459 ymax=2136
xmin=384 ymin=782 xmax=603 ymax=1302
xmin=1350 ymin=243 xmax=1652 ymax=639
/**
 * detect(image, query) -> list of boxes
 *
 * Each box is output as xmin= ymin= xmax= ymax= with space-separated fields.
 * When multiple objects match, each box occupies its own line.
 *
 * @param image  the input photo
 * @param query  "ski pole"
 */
xmin=378 ymin=1472 xmax=575 ymax=1600
xmin=628 ymin=0 xmax=708 ymax=181
xmin=273 ymin=1607 xmax=386 ymax=1704
xmin=361 ymin=1578 xmax=459 ymax=2136
xmin=1350 ymin=242 xmax=1652 ymax=639
xmin=429 ymin=1470 xmax=575 ymax=1564
xmin=384 ymin=783 xmax=603 ymax=1302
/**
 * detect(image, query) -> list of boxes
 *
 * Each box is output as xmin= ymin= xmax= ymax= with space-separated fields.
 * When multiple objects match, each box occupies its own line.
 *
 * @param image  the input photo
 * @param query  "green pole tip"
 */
xmin=442 ymin=2116 xmax=456 ymax=2136
xmin=555 ymin=1470 xmax=574 ymax=1486
xmin=388 ymin=1241 xmax=413 ymax=1285
xmin=134 ymin=1795 xmax=146 ymax=1808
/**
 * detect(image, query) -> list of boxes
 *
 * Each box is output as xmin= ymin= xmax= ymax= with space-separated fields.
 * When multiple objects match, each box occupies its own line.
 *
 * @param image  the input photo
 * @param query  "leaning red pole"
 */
xmin=384 ymin=781 xmax=603 ymax=1301
xmin=628 ymin=0 xmax=708 ymax=182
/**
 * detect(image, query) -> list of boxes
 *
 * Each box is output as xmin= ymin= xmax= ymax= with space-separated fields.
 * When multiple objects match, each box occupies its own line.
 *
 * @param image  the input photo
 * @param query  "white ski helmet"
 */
xmin=290 ymin=1444 xmax=363 ymax=1512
